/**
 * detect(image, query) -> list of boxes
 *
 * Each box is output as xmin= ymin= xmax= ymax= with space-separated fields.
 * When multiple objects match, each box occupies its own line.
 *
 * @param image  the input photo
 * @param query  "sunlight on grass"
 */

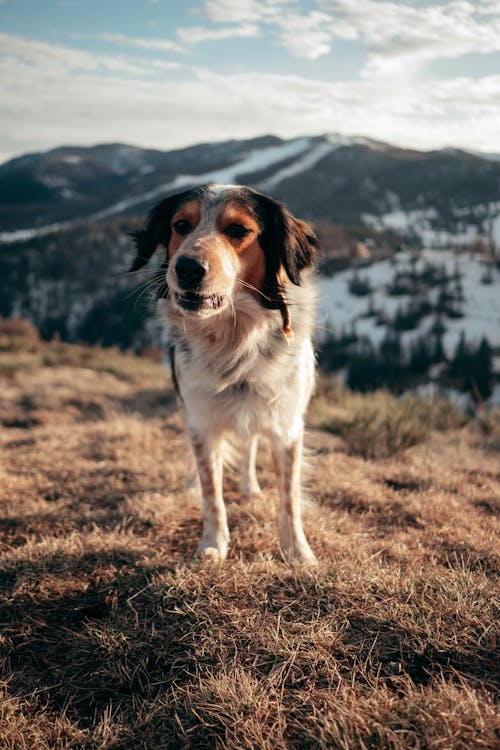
xmin=0 ymin=331 xmax=497 ymax=749
xmin=311 ymin=379 xmax=468 ymax=458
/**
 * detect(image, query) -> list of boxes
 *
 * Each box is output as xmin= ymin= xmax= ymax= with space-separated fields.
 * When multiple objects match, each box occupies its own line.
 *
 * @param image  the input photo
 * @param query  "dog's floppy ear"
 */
xmin=128 ymin=189 xmax=197 ymax=272
xmin=252 ymin=192 xmax=320 ymax=338
xmin=277 ymin=211 xmax=320 ymax=285
xmin=257 ymin=193 xmax=320 ymax=287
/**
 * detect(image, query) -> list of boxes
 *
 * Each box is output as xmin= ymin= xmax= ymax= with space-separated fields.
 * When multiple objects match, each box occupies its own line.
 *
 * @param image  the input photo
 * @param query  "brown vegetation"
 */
xmin=0 ymin=332 xmax=498 ymax=749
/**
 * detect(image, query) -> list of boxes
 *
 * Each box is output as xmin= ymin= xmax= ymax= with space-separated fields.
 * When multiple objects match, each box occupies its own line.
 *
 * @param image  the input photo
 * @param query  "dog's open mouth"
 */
xmin=175 ymin=292 xmax=224 ymax=312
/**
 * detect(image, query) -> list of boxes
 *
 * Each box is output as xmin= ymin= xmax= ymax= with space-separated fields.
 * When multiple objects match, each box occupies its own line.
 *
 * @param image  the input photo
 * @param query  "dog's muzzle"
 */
xmin=172 ymin=255 xmax=227 ymax=314
xmin=174 ymin=291 xmax=224 ymax=311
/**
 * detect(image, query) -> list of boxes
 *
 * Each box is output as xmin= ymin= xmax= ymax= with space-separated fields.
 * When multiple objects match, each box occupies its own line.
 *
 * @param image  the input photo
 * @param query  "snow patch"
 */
xmin=363 ymin=209 xmax=478 ymax=247
xmin=171 ymin=137 xmax=311 ymax=189
xmin=259 ymin=141 xmax=333 ymax=191
xmin=317 ymin=250 xmax=500 ymax=359
xmin=40 ymin=175 xmax=70 ymax=189
xmin=61 ymin=155 xmax=82 ymax=165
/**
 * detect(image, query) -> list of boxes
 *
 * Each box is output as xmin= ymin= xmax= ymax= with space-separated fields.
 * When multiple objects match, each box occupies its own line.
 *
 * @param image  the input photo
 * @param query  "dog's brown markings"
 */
xmin=274 ymin=435 xmax=315 ymax=562
xmin=191 ymin=435 xmax=228 ymax=560
xmin=217 ymin=203 xmax=266 ymax=298
xmin=168 ymin=201 xmax=201 ymax=257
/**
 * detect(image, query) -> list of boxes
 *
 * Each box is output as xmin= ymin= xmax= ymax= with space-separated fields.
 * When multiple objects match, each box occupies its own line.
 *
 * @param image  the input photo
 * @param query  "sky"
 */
xmin=1 ymin=0 xmax=500 ymax=163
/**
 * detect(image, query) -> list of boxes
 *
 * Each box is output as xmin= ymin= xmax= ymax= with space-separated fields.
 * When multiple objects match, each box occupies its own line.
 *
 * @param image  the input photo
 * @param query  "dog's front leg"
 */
xmin=240 ymin=435 xmax=261 ymax=498
xmin=273 ymin=431 xmax=316 ymax=564
xmin=190 ymin=433 xmax=229 ymax=562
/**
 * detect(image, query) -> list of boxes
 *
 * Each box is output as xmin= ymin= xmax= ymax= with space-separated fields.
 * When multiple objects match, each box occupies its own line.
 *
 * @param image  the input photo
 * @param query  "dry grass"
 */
xmin=310 ymin=379 xmax=469 ymax=459
xmin=0 ymin=335 xmax=498 ymax=749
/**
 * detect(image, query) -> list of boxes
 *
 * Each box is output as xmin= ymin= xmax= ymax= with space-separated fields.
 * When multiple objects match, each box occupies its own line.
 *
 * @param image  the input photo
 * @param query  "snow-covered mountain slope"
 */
xmin=0 ymin=136 xmax=314 ymax=242
xmin=2 ymin=133 xmax=500 ymax=252
xmin=1 ymin=133 xmax=500 ymax=382
xmin=318 ymin=250 xmax=500 ymax=355
xmin=363 ymin=202 xmax=500 ymax=249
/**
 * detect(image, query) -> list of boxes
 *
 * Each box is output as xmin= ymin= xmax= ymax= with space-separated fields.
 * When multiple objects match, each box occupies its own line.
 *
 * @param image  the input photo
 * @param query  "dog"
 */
xmin=130 ymin=184 xmax=319 ymax=563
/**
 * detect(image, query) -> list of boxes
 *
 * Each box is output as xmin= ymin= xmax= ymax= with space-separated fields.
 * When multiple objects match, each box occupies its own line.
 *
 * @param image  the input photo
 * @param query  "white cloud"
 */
xmin=0 ymin=32 xmax=168 ymax=78
xmin=177 ymin=23 xmax=259 ymax=45
xmin=192 ymin=0 xmax=332 ymax=59
xmin=325 ymin=0 xmax=500 ymax=77
xmin=274 ymin=11 xmax=332 ymax=59
xmin=192 ymin=0 xmax=500 ymax=68
xmin=99 ymin=32 xmax=183 ymax=54
xmin=1 ymin=31 xmax=500 ymax=164
xmin=194 ymin=0 xmax=295 ymax=24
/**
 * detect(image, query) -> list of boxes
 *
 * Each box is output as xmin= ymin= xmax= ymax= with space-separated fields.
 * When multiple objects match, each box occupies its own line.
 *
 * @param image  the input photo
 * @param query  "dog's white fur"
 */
xmin=131 ymin=184 xmax=319 ymax=563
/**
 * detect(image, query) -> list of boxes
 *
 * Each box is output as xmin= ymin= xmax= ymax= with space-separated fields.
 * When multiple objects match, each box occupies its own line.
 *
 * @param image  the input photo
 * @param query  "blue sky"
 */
xmin=1 ymin=0 xmax=500 ymax=162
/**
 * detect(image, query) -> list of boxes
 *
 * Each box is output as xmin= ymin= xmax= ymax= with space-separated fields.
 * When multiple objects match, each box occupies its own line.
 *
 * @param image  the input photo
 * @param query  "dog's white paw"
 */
xmin=241 ymin=478 xmax=262 ymax=498
xmin=197 ymin=537 xmax=228 ymax=563
xmin=279 ymin=512 xmax=316 ymax=564
xmin=282 ymin=541 xmax=317 ymax=565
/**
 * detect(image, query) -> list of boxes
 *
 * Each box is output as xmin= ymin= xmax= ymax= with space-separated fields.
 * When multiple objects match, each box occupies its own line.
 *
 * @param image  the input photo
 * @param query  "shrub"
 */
xmin=0 ymin=317 xmax=39 ymax=339
xmin=322 ymin=391 xmax=467 ymax=459
xmin=0 ymin=317 xmax=40 ymax=353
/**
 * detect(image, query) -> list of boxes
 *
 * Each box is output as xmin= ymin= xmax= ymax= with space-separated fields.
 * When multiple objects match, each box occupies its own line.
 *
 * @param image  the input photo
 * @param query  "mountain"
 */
xmin=0 ymin=133 xmax=499 ymax=356
xmin=2 ymin=134 xmax=500 ymax=246
xmin=0 ymin=135 xmax=292 ymax=234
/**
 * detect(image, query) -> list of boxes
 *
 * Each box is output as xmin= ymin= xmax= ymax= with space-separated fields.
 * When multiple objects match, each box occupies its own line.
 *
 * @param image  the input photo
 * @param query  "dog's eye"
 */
xmin=225 ymin=223 xmax=250 ymax=240
xmin=173 ymin=219 xmax=192 ymax=236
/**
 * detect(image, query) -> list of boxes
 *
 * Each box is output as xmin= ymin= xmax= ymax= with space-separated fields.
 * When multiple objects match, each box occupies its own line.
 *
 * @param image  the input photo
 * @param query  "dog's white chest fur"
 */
xmin=170 ymin=288 xmax=315 ymax=443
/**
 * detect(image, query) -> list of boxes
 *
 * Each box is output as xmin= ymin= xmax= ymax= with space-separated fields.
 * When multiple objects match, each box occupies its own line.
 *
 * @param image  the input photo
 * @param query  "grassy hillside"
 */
xmin=0 ymin=329 xmax=498 ymax=749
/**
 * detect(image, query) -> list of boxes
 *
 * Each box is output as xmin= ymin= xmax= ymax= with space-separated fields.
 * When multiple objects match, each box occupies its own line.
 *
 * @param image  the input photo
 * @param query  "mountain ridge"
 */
xmin=2 ymin=133 xmax=499 ymax=248
xmin=1 ymin=133 xmax=499 ymax=359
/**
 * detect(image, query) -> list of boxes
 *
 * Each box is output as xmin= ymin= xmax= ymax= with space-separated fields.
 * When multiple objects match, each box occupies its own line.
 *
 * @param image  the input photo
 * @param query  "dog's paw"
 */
xmin=241 ymin=479 xmax=262 ymax=499
xmin=197 ymin=539 xmax=228 ymax=563
xmin=282 ymin=542 xmax=317 ymax=565
xmin=279 ymin=513 xmax=316 ymax=564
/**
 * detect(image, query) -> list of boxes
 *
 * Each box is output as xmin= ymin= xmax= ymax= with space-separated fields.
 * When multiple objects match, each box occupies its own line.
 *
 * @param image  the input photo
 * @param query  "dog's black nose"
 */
xmin=175 ymin=256 xmax=208 ymax=289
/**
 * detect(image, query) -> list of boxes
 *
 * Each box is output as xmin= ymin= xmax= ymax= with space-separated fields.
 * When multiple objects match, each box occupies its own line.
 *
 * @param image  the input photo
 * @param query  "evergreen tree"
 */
xmin=410 ymin=336 xmax=432 ymax=374
xmin=347 ymin=343 xmax=378 ymax=392
xmin=446 ymin=334 xmax=493 ymax=402
xmin=474 ymin=338 xmax=494 ymax=401
xmin=431 ymin=334 xmax=446 ymax=363
xmin=448 ymin=331 xmax=467 ymax=379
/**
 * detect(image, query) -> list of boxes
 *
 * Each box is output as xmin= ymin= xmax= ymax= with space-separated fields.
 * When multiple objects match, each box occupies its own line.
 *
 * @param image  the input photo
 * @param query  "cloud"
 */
xmin=176 ymin=23 xmax=259 ymax=45
xmin=99 ymin=32 xmax=183 ymax=54
xmin=192 ymin=0 xmax=333 ymax=59
xmin=0 ymin=32 xmax=170 ymax=79
xmin=1 ymin=31 xmax=500 ymax=163
xmin=325 ymin=0 xmax=500 ymax=78
xmin=191 ymin=0 xmax=500 ymax=69
xmin=194 ymin=0 xmax=295 ymax=24
xmin=274 ymin=11 xmax=332 ymax=60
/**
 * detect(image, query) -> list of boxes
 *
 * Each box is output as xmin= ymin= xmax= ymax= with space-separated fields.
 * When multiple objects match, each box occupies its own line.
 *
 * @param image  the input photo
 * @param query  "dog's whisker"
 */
xmin=235 ymin=277 xmax=272 ymax=302
xmin=122 ymin=281 xmax=161 ymax=302
xmin=137 ymin=279 xmax=166 ymax=300
xmin=119 ymin=273 xmax=166 ymax=303
xmin=129 ymin=278 xmax=167 ymax=311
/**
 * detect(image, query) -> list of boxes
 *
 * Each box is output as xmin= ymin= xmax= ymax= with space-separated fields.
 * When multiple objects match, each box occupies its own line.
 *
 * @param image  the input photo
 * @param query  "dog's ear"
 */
xmin=278 ymin=212 xmax=320 ymax=285
xmin=128 ymin=189 xmax=197 ymax=272
xmin=257 ymin=194 xmax=320 ymax=287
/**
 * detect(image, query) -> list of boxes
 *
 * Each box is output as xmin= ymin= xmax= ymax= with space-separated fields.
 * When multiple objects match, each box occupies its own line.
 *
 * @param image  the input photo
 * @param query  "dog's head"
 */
xmin=129 ymin=184 xmax=319 ymax=328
